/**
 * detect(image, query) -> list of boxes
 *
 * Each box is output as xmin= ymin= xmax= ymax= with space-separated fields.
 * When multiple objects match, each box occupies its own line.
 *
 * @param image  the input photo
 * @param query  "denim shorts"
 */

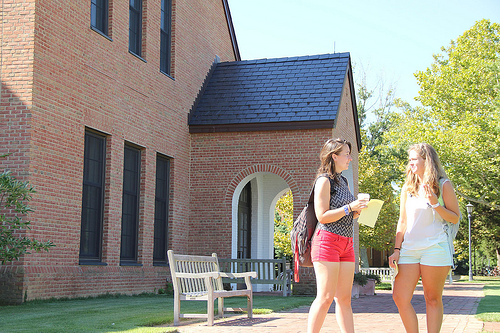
xmin=311 ymin=229 xmax=355 ymax=262
xmin=399 ymin=242 xmax=452 ymax=266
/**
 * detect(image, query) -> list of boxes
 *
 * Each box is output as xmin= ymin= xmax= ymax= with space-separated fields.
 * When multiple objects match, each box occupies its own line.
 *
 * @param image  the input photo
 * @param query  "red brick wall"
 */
xmin=189 ymin=129 xmax=331 ymax=257
xmin=1 ymin=0 xmax=237 ymax=303
xmin=0 ymin=0 xmax=35 ymax=179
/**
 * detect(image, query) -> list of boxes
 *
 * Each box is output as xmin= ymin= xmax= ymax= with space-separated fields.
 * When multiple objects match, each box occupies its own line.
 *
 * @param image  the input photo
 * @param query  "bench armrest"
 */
xmin=175 ymin=272 xmax=220 ymax=279
xmin=219 ymin=272 xmax=257 ymax=279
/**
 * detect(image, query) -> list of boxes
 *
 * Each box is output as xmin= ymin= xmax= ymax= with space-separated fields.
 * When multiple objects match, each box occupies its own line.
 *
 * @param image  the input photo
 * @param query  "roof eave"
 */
xmin=189 ymin=120 xmax=335 ymax=133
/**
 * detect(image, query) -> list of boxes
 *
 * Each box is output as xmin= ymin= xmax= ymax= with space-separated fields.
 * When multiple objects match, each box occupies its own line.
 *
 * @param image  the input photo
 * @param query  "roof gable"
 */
xmin=189 ymin=52 xmax=354 ymax=133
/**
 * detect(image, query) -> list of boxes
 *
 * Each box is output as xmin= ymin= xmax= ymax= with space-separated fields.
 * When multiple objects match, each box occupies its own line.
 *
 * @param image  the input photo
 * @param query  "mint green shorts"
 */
xmin=399 ymin=242 xmax=452 ymax=266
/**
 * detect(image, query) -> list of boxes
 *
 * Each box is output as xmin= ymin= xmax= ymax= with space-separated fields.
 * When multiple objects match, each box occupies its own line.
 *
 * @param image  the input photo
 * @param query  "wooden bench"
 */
xmin=167 ymin=250 xmax=257 ymax=326
xmin=218 ymin=257 xmax=291 ymax=296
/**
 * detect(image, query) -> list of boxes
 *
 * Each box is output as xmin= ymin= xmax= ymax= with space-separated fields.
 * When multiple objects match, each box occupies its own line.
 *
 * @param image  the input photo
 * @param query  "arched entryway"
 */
xmin=231 ymin=172 xmax=291 ymax=261
xmin=231 ymin=172 xmax=291 ymax=292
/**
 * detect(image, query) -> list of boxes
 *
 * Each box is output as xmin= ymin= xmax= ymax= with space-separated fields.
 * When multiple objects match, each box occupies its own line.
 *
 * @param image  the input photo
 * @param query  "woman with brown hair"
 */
xmin=389 ymin=143 xmax=460 ymax=333
xmin=307 ymin=138 xmax=367 ymax=333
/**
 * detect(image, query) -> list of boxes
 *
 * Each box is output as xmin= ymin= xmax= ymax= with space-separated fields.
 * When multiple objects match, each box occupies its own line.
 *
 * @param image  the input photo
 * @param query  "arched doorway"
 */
xmin=231 ymin=172 xmax=290 ymax=261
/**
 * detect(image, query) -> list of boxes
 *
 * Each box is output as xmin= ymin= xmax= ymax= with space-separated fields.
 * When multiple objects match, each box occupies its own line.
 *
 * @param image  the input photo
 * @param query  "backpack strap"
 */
xmin=437 ymin=178 xmax=448 ymax=207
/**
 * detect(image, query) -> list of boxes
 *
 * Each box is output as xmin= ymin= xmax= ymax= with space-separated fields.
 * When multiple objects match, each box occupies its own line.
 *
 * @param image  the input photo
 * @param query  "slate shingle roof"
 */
xmin=189 ymin=52 xmax=352 ymax=132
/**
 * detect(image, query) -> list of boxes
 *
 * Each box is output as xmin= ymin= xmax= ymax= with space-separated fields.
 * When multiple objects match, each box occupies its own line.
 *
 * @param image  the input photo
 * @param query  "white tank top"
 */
xmin=402 ymin=182 xmax=448 ymax=250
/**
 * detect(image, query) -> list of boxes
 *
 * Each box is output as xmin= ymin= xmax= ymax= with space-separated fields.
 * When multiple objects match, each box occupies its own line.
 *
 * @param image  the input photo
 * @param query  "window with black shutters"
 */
xmin=120 ymin=144 xmax=141 ymax=264
xmin=80 ymin=131 xmax=106 ymax=263
xmin=160 ymin=0 xmax=172 ymax=75
xmin=129 ymin=0 xmax=142 ymax=56
xmin=153 ymin=155 xmax=171 ymax=264
xmin=91 ymin=0 xmax=109 ymax=36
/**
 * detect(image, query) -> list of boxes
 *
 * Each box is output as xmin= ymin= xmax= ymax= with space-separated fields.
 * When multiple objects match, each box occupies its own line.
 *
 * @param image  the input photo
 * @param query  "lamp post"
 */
xmin=466 ymin=203 xmax=474 ymax=281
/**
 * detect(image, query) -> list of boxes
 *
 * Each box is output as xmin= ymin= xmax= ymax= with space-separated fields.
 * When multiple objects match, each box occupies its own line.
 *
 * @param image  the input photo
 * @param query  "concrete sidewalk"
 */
xmin=173 ymin=282 xmax=488 ymax=332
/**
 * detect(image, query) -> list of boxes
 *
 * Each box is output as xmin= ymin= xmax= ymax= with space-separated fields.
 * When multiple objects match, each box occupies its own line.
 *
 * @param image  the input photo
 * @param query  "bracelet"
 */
xmin=347 ymin=204 xmax=351 ymax=212
xmin=343 ymin=205 xmax=349 ymax=216
xmin=394 ymin=248 xmax=401 ymax=251
xmin=430 ymin=202 xmax=440 ymax=209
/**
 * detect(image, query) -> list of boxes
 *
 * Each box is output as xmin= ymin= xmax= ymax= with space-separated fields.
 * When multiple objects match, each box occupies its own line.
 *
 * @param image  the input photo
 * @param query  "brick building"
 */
xmin=0 ymin=0 xmax=360 ymax=303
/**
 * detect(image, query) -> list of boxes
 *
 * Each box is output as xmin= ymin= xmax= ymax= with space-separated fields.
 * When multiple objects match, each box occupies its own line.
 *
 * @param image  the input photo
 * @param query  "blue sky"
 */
xmin=227 ymin=0 xmax=500 ymax=107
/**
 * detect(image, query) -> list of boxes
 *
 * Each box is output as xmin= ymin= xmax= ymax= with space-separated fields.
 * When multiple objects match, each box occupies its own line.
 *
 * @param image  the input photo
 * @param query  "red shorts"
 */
xmin=311 ymin=229 xmax=355 ymax=262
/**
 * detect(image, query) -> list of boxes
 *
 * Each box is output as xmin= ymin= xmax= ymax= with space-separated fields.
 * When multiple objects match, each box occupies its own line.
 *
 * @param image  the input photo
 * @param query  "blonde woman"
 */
xmin=307 ymin=138 xmax=367 ymax=333
xmin=389 ymin=143 xmax=460 ymax=333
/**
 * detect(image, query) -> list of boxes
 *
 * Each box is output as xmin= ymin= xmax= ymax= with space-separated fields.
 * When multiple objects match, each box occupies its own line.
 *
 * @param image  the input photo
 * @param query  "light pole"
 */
xmin=466 ymin=203 xmax=474 ymax=281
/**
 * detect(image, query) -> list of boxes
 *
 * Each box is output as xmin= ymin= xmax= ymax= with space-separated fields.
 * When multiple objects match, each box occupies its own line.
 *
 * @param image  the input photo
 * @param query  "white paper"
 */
xmin=357 ymin=199 xmax=384 ymax=228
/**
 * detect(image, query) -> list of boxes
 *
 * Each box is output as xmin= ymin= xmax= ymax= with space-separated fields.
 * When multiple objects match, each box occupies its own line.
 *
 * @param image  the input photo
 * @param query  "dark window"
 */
xmin=129 ymin=0 xmax=142 ymax=56
xmin=153 ymin=155 xmax=171 ymax=264
xmin=80 ymin=131 xmax=106 ymax=262
xmin=120 ymin=145 xmax=141 ymax=263
xmin=160 ymin=0 xmax=172 ymax=75
xmin=91 ymin=0 xmax=109 ymax=35
xmin=237 ymin=182 xmax=252 ymax=259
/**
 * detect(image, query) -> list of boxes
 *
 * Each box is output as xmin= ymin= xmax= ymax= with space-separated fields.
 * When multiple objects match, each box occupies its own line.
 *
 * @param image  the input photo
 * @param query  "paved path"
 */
xmin=173 ymin=282 xmax=489 ymax=332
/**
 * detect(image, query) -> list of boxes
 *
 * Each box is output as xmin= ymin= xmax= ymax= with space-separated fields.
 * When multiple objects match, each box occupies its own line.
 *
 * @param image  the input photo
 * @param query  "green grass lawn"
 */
xmin=454 ymin=275 xmax=500 ymax=324
xmin=0 ymin=294 xmax=314 ymax=333
xmin=472 ymin=276 xmax=500 ymax=323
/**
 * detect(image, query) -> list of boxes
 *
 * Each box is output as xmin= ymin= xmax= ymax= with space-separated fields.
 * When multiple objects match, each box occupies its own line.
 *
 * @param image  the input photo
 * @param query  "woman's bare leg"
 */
xmin=420 ymin=265 xmax=450 ymax=333
xmin=307 ymin=261 xmax=339 ymax=333
xmin=392 ymin=263 xmax=421 ymax=333
xmin=334 ymin=261 xmax=355 ymax=333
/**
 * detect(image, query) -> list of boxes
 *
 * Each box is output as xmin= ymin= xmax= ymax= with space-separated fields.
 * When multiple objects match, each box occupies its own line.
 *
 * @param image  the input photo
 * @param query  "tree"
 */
xmin=274 ymin=190 xmax=293 ymax=261
xmin=385 ymin=19 xmax=500 ymax=268
xmin=0 ymin=170 xmax=54 ymax=264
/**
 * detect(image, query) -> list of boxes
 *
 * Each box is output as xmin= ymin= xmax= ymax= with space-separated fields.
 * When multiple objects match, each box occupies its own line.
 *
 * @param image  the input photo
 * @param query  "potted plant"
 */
xmin=352 ymin=272 xmax=380 ymax=298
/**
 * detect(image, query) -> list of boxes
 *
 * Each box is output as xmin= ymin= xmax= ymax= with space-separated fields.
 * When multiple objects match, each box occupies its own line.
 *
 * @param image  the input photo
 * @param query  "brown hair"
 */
xmin=316 ymin=138 xmax=352 ymax=183
xmin=404 ymin=143 xmax=447 ymax=197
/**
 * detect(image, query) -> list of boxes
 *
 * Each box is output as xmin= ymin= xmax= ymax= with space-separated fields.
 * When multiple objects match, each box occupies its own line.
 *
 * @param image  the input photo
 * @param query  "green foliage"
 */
xmin=274 ymin=190 xmax=293 ymax=261
xmin=0 ymin=170 xmax=54 ymax=264
xmin=358 ymin=148 xmax=400 ymax=252
xmin=353 ymin=272 xmax=381 ymax=286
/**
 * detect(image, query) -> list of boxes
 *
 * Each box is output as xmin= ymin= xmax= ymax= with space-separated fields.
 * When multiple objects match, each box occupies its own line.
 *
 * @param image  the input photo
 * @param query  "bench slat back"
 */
xmin=168 ymin=251 xmax=223 ymax=294
xmin=219 ymin=258 xmax=286 ymax=281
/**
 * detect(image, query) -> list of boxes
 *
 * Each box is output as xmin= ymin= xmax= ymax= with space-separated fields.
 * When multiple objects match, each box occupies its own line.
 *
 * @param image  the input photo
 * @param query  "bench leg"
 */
xmin=207 ymin=299 xmax=214 ymax=326
xmin=218 ymin=297 xmax=224 ymax=319
xmin=247 ymin=294 xmax=253 ymax=319
xmin=173 ymin=294 xmax=180 ymax=326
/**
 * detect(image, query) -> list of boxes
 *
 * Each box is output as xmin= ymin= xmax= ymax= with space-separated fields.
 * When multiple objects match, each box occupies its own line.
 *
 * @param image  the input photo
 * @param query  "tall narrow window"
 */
xmin=153 ymin=155 xmax=171 ymax=264
xmin=120 ymin=145 xmax=141 ymax=264
xmin=129 ymin=0 xmax=142 ymax=56
xmin=80 ymin=131 xmax=106 ymax=263
xmin=160 ymin=0 xmax=172 ymax=75
xmin=91 ymin=0 xmax=109 ymax=35
xmin=237 ymin=182 xmax=252 ymax=259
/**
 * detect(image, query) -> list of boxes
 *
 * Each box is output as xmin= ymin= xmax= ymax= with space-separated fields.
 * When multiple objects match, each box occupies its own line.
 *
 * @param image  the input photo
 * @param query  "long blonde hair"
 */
xmin=316 ymin=138 xmax=351 ymax=184
xmin=404 ymin=143 xmax=447 ymax=197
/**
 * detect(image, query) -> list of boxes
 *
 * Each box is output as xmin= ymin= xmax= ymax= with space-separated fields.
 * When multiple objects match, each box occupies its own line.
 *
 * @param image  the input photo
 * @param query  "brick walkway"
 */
xmin=172 ymin=282 xmax=489 ymax=332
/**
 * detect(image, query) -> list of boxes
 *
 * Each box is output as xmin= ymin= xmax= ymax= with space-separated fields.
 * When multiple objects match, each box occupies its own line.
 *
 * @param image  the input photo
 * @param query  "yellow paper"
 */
xmin=357 ymin=199 xmax=384 ymax=228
